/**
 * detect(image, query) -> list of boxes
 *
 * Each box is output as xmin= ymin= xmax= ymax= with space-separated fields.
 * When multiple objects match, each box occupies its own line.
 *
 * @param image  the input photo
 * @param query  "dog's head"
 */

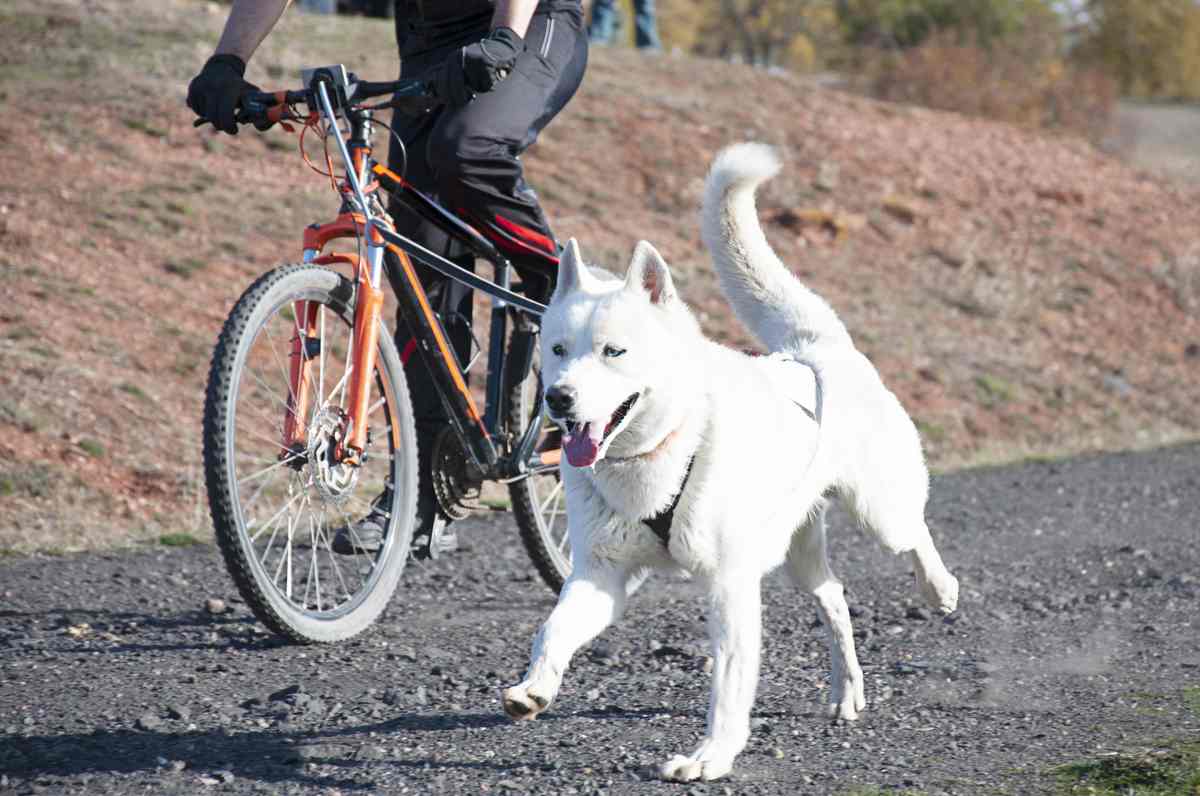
xmin=541 ymin=239 xmax=700 ymax=468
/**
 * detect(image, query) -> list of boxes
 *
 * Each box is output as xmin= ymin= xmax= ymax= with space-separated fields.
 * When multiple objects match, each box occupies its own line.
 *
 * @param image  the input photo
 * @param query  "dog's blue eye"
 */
xmin=602 ymin=345 xmax=626 ymax=358
xmin=552 ymin=343 xmax=565 ymax=357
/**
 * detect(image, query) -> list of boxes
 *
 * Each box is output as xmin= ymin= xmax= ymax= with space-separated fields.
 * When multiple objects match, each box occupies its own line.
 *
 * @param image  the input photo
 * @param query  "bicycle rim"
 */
xmin=204 ymin=264 xmax=417 ymax=643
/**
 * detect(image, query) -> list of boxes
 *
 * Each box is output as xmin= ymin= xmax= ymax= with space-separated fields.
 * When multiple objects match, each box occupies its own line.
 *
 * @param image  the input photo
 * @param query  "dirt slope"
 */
xmin=1 ymin=0 xmax=1199 ymax=552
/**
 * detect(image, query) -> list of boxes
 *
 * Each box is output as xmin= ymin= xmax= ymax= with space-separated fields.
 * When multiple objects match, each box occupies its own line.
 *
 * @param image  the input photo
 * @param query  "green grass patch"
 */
xmin=77 ymin=438 xmax=105 ymax=458
xmin=163 ymin=258 xmax=208 ymax=279
xmin=122 ymin=118 xmax=167 ymax=138
xmin=158 ymin=532 xmax=201 ymax=547
xmin=1184 ymin=686 xmax=1200 ymax=718
xmin=975 ymin=373 xmax=1015 ymax=406
xmin=118 ymin=382 xmax=151 ymax=402
xmin=1054 ymin=741 xmax=1200 ymax=795
xmin=915 ymin=419 xmax=947 ymax=444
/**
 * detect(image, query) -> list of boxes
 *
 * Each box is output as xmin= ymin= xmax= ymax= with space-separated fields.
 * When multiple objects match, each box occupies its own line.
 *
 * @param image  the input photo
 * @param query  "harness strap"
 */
xmin=642 ymin=455 xmax=695 ymax=547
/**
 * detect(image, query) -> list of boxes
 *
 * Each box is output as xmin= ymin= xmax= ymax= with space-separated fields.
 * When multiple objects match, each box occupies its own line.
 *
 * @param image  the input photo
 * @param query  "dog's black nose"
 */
xmin=545 ymin=385 xmax=576 ymax=415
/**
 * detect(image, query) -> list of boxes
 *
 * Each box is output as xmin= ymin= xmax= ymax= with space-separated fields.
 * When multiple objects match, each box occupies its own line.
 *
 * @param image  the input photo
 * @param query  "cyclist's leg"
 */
xmin=425 ymin=5 xmax=588 ymax=302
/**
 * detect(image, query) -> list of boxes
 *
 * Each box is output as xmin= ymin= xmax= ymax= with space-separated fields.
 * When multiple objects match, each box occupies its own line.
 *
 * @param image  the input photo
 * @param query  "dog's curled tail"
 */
xmin=702 ymin=143 xmax=852 ymax=353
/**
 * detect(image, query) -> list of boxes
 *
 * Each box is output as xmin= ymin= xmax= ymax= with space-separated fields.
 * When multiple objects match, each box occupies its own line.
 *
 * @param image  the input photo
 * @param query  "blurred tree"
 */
xmin=1074 ymin=0 xmax=1200 ymax=99
xmin=672 ymin=0 xmax=838 ymax=68
xmin=835 ymin=0 xmax=1058 ymax=49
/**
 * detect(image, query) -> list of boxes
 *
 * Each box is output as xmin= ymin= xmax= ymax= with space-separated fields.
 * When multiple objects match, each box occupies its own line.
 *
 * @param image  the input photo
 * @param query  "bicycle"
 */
xmin=201 ymin=65 xmax=570 ymax=644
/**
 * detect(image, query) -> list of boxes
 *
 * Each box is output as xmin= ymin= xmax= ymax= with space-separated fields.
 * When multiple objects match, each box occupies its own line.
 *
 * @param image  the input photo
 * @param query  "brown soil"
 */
xmin=2 ymin=0 xmax=1198 ymax=553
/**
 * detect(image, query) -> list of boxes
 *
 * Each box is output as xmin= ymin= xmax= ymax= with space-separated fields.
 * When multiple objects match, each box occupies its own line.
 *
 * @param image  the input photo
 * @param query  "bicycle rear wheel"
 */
xmin=506 ymin=339 xmax=570 ymax=593
xmin=203 ymin=264 xmax=418 ymax=643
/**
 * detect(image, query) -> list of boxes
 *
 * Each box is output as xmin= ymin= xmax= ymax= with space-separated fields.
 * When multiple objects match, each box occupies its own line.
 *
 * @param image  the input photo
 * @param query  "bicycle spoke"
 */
xmin=245 ymin=363 xmax=298 ymax=425
xmin=234 ymin=423 xmax=294 ymax=458
xmin=250 ymin=490 xmax=303 ymax=543
xmin=317 ymin=508 xmax=355 ymax=603
xmin=539 ymin=479 xmax=564 ymax=515
xmin=306 ymin=513 xmax=322 ymax=612
xmin=237 ymin=391 xmax=289 ymax=443
xmin=237 ymin=452 xmax=304 ymax=486
xmin=241 ymin=465 xmax=282 ymax=517
xmin=261 ymin=320 xmax=301 ymax=414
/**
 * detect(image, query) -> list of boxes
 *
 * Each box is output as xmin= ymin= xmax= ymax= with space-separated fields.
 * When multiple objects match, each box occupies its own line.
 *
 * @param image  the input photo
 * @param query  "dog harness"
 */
xmin=641 ymin=456 xmax=695 ymax=546
xmin=641 ymin=355 xmax=821 ymax=547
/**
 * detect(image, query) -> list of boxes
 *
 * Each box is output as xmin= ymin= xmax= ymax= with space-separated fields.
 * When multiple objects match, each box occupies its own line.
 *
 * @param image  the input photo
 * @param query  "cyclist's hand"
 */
xmin=187 ymin=54 xmax=273 ymax=134
xmin=435 ymin=27 xmax=524 ymax=106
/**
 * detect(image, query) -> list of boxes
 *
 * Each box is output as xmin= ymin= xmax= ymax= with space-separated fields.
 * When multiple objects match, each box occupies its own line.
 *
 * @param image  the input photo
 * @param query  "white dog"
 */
xmin=501 ymin=143 xmax=959 ymax=782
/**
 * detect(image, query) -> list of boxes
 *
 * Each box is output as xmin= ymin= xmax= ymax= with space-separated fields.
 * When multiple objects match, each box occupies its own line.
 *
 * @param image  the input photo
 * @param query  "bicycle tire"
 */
xmin=203 ymin=264 xmax=418 ymax=643
xmin=505 ymin=338 xmax=571 ymax=594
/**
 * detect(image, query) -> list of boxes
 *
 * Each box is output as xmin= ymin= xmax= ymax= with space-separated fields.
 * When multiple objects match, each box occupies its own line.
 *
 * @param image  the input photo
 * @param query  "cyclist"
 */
xmin=187 ymin=0 xmax=586 ymax=559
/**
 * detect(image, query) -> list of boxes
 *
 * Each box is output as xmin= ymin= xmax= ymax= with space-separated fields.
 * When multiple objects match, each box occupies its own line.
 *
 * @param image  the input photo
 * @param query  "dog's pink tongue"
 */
xmin=563 ymin=422 xmax=603 ymax=467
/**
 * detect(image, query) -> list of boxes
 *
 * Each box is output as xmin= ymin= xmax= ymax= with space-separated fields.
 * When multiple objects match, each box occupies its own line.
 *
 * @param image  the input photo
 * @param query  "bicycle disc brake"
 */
xmin=430 ymin=427 xmax=483 ymax=521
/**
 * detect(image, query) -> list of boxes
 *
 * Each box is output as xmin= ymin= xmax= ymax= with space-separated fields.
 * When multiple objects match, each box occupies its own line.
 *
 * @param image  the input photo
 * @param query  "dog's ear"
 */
xmin=624 ymin=240 xmax=676 ymax=306
xmin=551 ymin=238 xmax=593 ymax=303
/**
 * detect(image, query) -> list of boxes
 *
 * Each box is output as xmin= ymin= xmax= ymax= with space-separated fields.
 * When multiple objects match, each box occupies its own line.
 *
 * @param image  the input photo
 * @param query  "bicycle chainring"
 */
xmin=430 ymin=427 xmax=483 ymax=521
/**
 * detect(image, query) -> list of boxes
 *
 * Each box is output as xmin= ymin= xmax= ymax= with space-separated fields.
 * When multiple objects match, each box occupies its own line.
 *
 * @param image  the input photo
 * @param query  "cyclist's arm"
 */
xmin=213 ymin=0 xmax=292 ymax=63
xmin=490 ymin=0 xmax=539 ymax=39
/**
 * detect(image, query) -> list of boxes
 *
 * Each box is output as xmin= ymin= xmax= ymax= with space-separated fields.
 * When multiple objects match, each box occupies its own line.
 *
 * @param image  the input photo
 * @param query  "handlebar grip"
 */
xmin=236 ymin=91 xmax=293 ymax=126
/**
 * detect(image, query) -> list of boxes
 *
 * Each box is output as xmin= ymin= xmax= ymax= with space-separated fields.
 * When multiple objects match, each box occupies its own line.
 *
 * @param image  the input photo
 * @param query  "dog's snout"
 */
xmin=545 ymin=385 xmax=577 ymax=415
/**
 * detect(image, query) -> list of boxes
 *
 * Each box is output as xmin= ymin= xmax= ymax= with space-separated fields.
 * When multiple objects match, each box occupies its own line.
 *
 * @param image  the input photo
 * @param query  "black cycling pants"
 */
xmin=386 ymin=3 xmax=587 ymax=439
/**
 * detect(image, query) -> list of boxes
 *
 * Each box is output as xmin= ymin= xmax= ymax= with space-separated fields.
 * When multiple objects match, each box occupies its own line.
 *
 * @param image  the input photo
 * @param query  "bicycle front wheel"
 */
xmin=203 ymin=264 xmax=418 ymax=643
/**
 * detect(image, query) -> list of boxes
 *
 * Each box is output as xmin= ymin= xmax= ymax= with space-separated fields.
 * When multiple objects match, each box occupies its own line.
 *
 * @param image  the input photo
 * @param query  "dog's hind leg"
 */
xmin=502 ymin=561 xmax=636 ymax=721
xmin=784 ymin=506 xmax=865 ymax=721
xmin=838 ymin=438 xmax=959 ymax=615
xmin=661 ymin=572 xmax=762 ymax=782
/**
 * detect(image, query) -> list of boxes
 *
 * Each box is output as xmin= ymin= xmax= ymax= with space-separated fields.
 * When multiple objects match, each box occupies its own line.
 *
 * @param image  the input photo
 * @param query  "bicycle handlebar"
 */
xmin=193 ymin=75 xmax=435 ymax=129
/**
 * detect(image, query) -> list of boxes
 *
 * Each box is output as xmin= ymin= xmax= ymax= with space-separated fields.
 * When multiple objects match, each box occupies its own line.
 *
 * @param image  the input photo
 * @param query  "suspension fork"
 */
xmin=342 ymin=241 xmax=386 ymax=463
xmin=282 ymin=299 xmax=321 ymax=457
xmin=288 ymin=211 xmax=384 ymax=465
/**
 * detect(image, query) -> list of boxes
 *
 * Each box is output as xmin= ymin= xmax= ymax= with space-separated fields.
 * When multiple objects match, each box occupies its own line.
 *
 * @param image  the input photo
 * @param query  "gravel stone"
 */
xmin=135 ymin=713 xmax=162 ymax=731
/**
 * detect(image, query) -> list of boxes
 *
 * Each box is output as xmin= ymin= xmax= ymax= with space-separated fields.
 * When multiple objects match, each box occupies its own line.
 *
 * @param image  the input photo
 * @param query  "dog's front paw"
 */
xmin=660 ymin=752 xmax=734 ymax=782
xmin=826 ymin=666 xmax=866 ymax=721
xmin=501 ymin=682 xmax=553 ymax=721
xmin=918 ymin=569 xmax=959 ymax=615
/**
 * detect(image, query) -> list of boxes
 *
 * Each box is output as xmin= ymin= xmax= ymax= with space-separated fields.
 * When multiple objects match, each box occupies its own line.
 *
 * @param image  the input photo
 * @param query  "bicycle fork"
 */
xmin=280 ymin=215 xmax=388 ymax=466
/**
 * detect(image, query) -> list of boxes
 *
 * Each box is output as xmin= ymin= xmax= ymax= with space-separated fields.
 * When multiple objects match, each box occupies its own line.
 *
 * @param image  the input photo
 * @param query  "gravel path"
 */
xmin=2 ymin=444 xmax=1198 ymax=795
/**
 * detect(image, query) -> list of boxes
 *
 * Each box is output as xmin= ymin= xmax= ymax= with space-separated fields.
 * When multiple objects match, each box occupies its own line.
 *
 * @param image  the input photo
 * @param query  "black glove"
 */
xmin=435 ymin=27 xmax=524 ymax=106
xmin=186 ymin=54 xmax=270 ymax=135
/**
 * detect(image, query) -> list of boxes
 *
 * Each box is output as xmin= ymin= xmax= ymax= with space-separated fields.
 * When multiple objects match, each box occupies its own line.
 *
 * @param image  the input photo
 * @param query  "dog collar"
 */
xmin=642 ymin=455 xmax=695 ymax=547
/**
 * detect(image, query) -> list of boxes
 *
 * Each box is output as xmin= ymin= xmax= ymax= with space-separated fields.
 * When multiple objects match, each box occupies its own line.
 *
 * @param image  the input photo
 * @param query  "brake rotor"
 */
xmin=430 ymin=427 xmax=482 ymax=521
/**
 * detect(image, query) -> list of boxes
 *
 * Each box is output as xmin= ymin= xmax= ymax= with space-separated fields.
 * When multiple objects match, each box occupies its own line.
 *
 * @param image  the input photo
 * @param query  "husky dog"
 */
xmin=501 ymin=143 xmax=959 ymax=782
